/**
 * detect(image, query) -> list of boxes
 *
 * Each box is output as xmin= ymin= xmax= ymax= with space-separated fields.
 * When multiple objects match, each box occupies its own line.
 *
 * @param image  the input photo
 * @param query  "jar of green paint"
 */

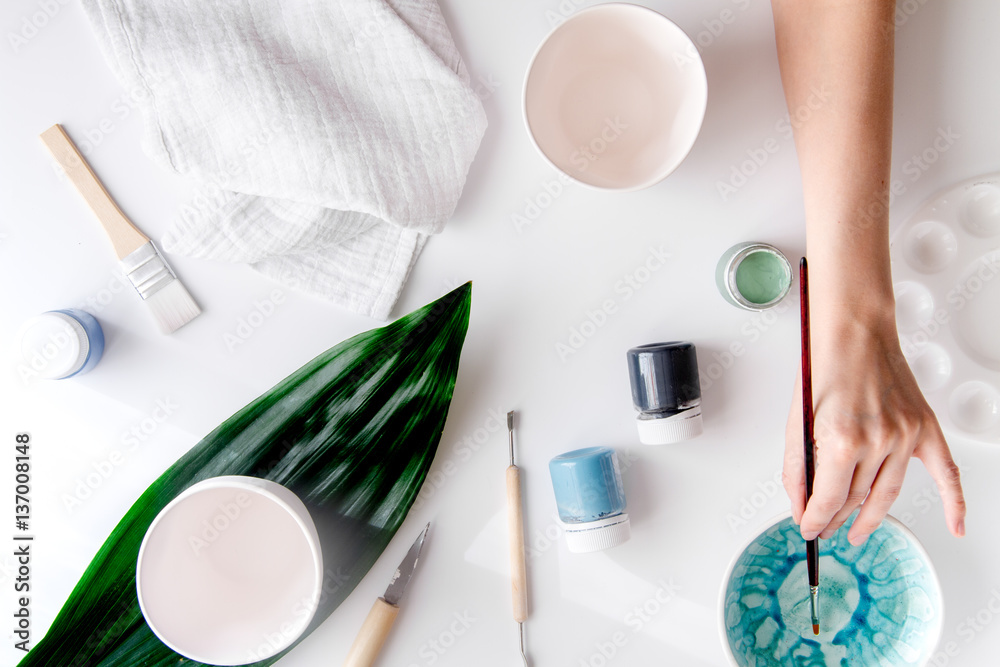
xmin=716 ymin=242 xmax=793 ymax=311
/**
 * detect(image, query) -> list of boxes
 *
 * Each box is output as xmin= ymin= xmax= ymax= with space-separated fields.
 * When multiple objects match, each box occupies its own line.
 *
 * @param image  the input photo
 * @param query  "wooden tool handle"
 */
xmin=39 ymin=123 xmax=148 ymax=260
xmin=342 ymin=598 xmax=400 ymax=667
xmin=506 ymin=465 xmax=528 ymax=623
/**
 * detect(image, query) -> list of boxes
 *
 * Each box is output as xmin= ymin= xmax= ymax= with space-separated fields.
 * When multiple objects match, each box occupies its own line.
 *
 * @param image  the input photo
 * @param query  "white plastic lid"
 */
xmin=19 ymin=312 xmax=88 ymax=379
xmin=562 ymin=514 xmax=631 ymax=553
xmin=636 ymin=406 xmax=703 ymax=445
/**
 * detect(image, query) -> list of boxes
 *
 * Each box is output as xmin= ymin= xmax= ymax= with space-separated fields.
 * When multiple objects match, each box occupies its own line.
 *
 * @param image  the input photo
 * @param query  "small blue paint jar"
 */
xmin=19 ymin=309 xmax=105 ymax=379
xmin=548 ymin=447 xmax=630 ymax=553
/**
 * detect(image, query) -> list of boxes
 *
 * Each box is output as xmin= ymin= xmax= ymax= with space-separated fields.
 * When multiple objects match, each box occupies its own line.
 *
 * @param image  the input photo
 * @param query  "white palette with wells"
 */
xmin=891 ymin=173 xmax=1000 ymax=445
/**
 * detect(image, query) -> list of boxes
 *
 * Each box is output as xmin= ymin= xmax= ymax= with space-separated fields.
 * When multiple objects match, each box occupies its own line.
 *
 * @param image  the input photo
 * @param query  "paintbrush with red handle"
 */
xmin=799 ymin=257 xmax=821 ymax=635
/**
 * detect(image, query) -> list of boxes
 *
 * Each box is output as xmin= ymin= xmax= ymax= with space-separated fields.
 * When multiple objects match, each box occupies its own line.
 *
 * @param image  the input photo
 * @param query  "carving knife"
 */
xmin=342 ymin=523 xmax=430 ymax=667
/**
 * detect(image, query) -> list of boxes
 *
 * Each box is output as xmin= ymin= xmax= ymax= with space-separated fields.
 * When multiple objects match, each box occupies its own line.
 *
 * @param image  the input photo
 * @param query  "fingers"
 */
xmin=784 ymin=377 xmax=807 ymax=524
xmin=799 ymin=443 xmax=860 ymax=541
xmin=914 ymin=426 xmax=966 ymax=538
xmin=848 ymin=450 xmax=909 ymax=545
xmin=818 ymin=458 xmax=880 ymax=539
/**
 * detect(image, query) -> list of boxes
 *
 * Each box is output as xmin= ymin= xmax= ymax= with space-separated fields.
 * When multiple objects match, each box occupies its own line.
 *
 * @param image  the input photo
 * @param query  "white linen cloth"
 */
xmin=81 ymin=0 xmax=487 ymax=319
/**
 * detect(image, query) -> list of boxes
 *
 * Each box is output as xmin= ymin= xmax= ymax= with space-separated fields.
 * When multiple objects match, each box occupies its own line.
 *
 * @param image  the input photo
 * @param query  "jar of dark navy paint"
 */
xmin=626 ymin=342 xmax=703 ymax=444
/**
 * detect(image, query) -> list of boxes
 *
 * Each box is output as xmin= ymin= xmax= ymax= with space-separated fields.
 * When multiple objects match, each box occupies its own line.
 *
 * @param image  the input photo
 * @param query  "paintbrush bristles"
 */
xmin=145 ymin=279 xmax=201 ymax=333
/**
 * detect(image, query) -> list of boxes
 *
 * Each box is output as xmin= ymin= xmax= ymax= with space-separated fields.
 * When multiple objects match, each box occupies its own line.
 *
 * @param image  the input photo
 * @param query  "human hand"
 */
xmin=783 ymin=313 xmax=966 ymax=545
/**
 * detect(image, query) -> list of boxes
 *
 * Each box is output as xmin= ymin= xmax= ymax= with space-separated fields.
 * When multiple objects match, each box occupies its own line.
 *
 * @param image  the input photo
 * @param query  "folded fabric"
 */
xmin=81 ymin=0 xmax=487 ymax=319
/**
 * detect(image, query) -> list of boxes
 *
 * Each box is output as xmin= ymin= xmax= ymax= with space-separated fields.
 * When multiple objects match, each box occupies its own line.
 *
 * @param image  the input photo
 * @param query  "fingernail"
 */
xmin=849 ymin=533 xmax=869 ymax=546
xmin=801 ymin=529 xmax=819 ymax=541
xmin=957 ymin=519 xmax=966 ymax=537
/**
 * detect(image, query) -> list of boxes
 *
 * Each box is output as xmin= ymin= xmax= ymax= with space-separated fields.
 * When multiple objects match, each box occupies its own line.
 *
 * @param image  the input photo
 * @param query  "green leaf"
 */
xmin=21 ymin=283 xmax=472 ymax=667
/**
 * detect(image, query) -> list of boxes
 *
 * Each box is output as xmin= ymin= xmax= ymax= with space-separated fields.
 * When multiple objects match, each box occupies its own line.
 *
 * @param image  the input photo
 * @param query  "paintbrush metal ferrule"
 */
xmin=121 ymin=241 xmax=177 ymax=300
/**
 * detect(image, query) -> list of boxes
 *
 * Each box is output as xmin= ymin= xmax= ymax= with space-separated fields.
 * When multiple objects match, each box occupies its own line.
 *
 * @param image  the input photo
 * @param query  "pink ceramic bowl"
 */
xmin=136 ymin=476 xmax=323 ymax=665
xmin=523 ymin=3 xmax=707 ymax=191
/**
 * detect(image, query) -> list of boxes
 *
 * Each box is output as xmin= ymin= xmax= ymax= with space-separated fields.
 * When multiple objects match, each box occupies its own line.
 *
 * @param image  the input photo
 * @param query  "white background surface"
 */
xmin=2 ymin=1 xmax=999 ymax=665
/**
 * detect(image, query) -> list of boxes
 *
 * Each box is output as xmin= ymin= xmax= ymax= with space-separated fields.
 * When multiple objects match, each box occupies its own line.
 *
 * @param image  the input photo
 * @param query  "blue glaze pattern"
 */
xmin=723 ymin=514 xmax=941 ymax=666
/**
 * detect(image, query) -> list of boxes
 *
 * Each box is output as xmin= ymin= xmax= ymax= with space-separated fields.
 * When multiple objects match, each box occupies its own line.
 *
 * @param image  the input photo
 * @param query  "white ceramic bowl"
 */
xmin=719 ymin=512 xmax=943 ymax=667
xmin=523 ymin=3 xmax=708 ymax=191
xmin=137 ymin=476 xmax=323 ymax=665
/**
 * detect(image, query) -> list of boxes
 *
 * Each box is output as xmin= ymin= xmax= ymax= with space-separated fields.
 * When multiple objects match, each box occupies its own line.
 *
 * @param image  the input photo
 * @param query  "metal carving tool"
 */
xmin=343 ymin=523 xmax=430 ymax=667
xmin=506 ymin=411 xmax=529 ymax=666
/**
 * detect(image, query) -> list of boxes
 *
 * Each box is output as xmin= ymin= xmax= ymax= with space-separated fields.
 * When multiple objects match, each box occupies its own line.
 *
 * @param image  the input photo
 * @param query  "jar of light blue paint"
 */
xmin=548 ymin=447 xmax=631 ymax=553
xmin=19 ymin=309 xmax=105 ymax=379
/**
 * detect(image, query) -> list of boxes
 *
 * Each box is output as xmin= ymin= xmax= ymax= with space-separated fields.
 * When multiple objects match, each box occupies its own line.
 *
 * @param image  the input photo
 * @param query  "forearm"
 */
xmin=771 ymin=0 xmax=897 ymax=334
xmin=773 ymin=2 xmax=967 ymax=542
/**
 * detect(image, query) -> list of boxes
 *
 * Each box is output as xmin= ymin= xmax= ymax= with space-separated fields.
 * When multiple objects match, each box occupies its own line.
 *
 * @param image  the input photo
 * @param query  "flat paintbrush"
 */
xmin=799 ymin=257 xmax=820 ymax=635
xmin=40 ymin=124 xmax=201 ymax=334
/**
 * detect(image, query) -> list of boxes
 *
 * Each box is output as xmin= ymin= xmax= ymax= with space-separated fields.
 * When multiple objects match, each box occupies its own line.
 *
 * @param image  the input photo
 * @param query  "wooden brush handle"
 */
xmin=342 ymin=598 xmax=400 ymax=667
xmin=506 ymin=465 xmax=528 ymax=623
xmin=39 ymin=124 xmax=148 ymax=260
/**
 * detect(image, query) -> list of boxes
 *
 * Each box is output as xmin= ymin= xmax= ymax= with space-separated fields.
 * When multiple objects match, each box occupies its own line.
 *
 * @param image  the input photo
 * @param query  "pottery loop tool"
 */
xmin=39 ymin=124 xmax=201 ymax=333
xmin=506 ymin=411 xmax=529 ymax=667
xmin=343 ymin=523 xmax=430 ymax=667
xmin=798 ymin=257 xmax=820 ymax=635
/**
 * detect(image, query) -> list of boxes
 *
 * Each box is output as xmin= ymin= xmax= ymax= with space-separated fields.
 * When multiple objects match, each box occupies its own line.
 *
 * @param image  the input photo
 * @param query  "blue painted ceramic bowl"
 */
xmin=720 ymin=513 xmax=942 ymax=666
